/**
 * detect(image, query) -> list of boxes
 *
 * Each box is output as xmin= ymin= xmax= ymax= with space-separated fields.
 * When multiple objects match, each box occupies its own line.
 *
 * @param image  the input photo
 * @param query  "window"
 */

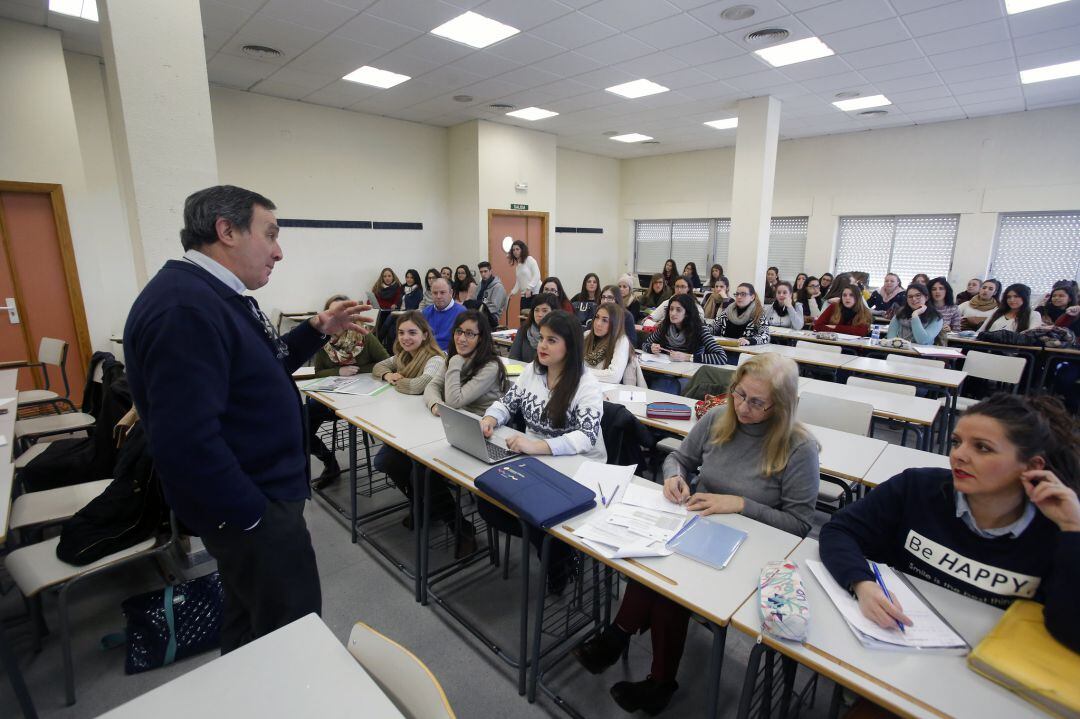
xmin=633 ymin=219 xmax=728 ymax=278
xmin=767 ymin=217 xmax=808 ymax=283
xmin=990 ymin=211 xmax=1080 ymax=298
xmin=834 ymin=215 xmax=958 ymax=288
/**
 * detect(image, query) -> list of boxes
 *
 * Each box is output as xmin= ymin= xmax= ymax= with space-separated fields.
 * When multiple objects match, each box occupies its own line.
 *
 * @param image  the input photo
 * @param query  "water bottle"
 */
xmin=870 ymin=323 xmax=881 ymax=343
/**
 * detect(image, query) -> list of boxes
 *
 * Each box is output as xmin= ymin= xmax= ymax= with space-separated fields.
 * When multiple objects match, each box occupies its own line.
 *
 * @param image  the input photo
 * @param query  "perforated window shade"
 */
xmin=835 ymin=216 xmax=895 ymax=287
xmin=767 ymin=217 xmax=808 ymax=282
xmin=991 ymin=212 xmax=1080 ymax=298
xmin=670 ymin=220 xmax=710 ymax=277
xmin=889 ymin=215 xmax=958 ymax=287
xmin=634 ymin=220 xmax=671 ymax=274
xmin=713 ymin=218 xmax=731 ymax=272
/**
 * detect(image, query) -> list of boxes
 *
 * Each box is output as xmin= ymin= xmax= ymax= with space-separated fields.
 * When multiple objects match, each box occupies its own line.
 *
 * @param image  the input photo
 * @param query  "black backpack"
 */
xmin=56 ymin=423 xmax=168 ymax=566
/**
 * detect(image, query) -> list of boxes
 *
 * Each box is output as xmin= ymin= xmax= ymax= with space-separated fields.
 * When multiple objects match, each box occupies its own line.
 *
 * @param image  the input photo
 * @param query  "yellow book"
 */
xmin=967 ymin=600 xmax=1080 ymax=718
xmin=504 ymin=363 xmax=525 ymax=377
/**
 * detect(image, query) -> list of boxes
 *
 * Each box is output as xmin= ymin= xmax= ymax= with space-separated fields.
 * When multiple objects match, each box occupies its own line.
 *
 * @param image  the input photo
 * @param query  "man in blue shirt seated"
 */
xmin=422 ymin=277 xmax=465 ymax=351
xmin=124 ymin=185 xmax=369 ymax=653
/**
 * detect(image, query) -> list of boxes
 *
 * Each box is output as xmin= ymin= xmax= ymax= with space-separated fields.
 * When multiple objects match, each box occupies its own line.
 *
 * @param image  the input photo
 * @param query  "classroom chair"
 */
xmin=12 ymin=337 xmax=76 ymax=415
xmin=846 ymin=376 xmax=925 ymax=448
xmin=885 ymin=354 xmax=945 ymax=369
xmin=13 ymin=359 xmax=103 ymax=453
xmin=796 ymin=340 xmax=842 ymax=354
xmin=797 ymin=393 xmax=873 ymax=510
xmin=939 ymin=350 xmax=1026 ymax=434
xmin=347 ymin=621 xmax=456 ymax=719
xmin=8 ymin=479 xmax=112 ymax=536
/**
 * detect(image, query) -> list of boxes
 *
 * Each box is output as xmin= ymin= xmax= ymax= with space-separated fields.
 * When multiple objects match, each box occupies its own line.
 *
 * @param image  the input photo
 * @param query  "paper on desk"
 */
xmin=913 ymin=345 xmax=965 ymax=359
xmin=574 ymin=509 xmax=678 ymax=560
xmin=571 ymin=461 xmax=635 ymax=503
xmin=805 ymin=560 xmax=968 ymax=653
xmin=304 ymin=374 xmax=387 ymax=395
xmin=620 ymin=482 xmax=688 ymax=516
xmin=638 ymin=353 xmax=671 ymax=365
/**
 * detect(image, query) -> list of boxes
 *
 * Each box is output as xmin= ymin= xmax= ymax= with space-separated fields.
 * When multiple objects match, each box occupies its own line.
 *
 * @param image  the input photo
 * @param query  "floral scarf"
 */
xmin=324 ymin=330 xmax=364 ymax=365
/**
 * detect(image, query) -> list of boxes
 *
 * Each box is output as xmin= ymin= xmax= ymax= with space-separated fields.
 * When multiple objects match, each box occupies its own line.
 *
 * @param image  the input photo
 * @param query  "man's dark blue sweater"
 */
xmin=124 ymin=260 xmax=326 ymax=535
xmin=820 ymin=467 xmax=1080 ymax=651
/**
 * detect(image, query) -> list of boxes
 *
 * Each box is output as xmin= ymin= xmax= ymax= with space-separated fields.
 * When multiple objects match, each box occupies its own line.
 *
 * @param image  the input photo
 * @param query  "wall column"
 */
xmin=727 ymin=96 xmax=781 ymax=291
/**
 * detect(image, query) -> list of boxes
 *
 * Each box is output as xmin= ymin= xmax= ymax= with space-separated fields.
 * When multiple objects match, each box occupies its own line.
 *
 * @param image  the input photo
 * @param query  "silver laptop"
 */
xmin=438 ymin=405 xmax=520 ymax=464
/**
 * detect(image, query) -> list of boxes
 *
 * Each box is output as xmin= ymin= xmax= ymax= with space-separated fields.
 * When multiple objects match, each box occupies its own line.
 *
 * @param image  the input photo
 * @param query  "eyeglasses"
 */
xmin=808 ymin=283 xmax=819 ymax=289
xmin=734 ymin=291 xmax=750 ymax=297
xmin=732 ymin=387 xmax=772 ymax=412
xmin=601 ymin=294 xmax=616 ymax=302
xmin=453 ymin=328 xmax=480 ymax=339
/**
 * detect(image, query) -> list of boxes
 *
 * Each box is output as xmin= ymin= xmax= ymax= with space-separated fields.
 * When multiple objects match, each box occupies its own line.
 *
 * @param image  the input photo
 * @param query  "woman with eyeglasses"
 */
xmin=648 ymin=276 xmax=706 ymax=324
xmin=617 ymin=274 xmax=644 ymax=323
xmin=958 ymin=279 xmax=1001 ymax=331
xmin=886 ymin=283 xmax=942 ymax=344
xmin=797 ymin=275 xmax=824 ymax=320
xmin=762 ymin=281 xmax=804 ymax=330
xmin=979 ymin=283 xmax=1041 ymax=333
xmin=540 ymin=276 xmax=575 ymax=313
xmin=711 ymin=282 xmax=770 ymax=348
xmin=583 ymin=302 xmax=634 ymax=384
xmin=702 ymin=275 xmax=732 ymax=320
xmin=819 ymin=272 xmax=834 ymax=294
xmin=420 ymin=268 xmax=440 ymax=310
xmin=573 ymin=353 xmax=820 ymax=713
xmin=813 ymin=286 xmax=873 ymax=336
xmin=601 ymin=284 xmax=638 ymax=343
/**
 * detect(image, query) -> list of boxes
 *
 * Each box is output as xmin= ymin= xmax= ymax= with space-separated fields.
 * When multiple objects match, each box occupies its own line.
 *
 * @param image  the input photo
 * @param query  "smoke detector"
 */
xmin=835 ymin=91 xmax=861 ymax=99
xmin=744 ymin=28 xmax=789 ymax=45
xmin=453 ymin=95 xmax=473 ymax=103
xmin=721 ymin=5 xmax=757 ymax=21
xmin=602 ymin=130 xmax=620 ymax=137
xmin=241 ymin=45 xmax=282 ymax=60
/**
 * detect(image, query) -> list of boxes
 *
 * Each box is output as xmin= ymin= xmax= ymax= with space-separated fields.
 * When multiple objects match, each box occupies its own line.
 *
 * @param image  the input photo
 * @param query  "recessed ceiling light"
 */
xmin=745 ymin=28 xmax=790 ymax=45
xmin=704 ymin=118 xmax=738 ymax=129
xmin=1005 ymin=0 xmax=1071 ymax=14
xmin=720 ymin=4 xmax=757 ymax=21
xmin=242 ymin=45 xmax=283 ymax=60
xmin=605 ymin=79 xmax=670 ymax=99
xmin=834 ymin=90 xmax=861 ymax=99
xmin=610 ymin=133 xmax=653 ymax=143
xmin=430 ymin=11 xmax=519 ymax=49
xmin=754 ymin=36 xmax=834 ymax=67
xmin=602 ymin=130 xmax=620 ymax=137
xmin=859 ymin=109 xmax=889 ymax=117
xmin=489 ymin=103 xmax=515 ymax=110
xmin=342 ymin=66 xmax=411 ymax=89
xmin=833 ymin=94 xmax=891 ymax=111
xmin=506 ymin=107 xmax=559 ymax=121
xmin=1020 ymin=59 xmax=1080 ymax=84
xmin=49 ymin=0 xmax=97 ymax=21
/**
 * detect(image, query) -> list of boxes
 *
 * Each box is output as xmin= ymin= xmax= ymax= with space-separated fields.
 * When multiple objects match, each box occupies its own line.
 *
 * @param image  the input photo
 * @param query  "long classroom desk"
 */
xmin=730 ymin=342 xmax=859 ymax=372
xmin=798 ymin=377 xmax=941 ymax=451
xmin=729 ymin=539 xmax=1044 ymax=719
xmin=767 ymin=327 xmax=966 ymax=364
xmin=861 ymin=444 xmax=951 ymax=489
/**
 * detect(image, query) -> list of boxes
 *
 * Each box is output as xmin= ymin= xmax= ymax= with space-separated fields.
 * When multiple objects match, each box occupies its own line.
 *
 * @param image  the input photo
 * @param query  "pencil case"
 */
xmin=645 ymin=402 xmax=691 ymax=420
xmin=758 ymin=560 xmax=809 ymax=642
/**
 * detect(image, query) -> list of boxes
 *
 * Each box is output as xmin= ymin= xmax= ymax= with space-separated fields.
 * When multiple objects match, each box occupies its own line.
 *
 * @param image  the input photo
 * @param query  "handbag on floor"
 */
xmin=109 ymin=571 xmax=225 ymax=674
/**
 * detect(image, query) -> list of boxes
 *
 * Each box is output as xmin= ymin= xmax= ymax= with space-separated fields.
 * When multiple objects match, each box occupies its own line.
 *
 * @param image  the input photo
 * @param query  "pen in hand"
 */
xmin=871 ymin=562 xmax=906 ymax=634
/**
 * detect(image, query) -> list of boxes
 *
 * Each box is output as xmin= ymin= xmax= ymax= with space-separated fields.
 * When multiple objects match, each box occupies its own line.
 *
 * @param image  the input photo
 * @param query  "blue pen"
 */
xmin=871 ymin=562 xmax=906 ymax=634
xmin=598 ymin=481 xmax=608 ymax=507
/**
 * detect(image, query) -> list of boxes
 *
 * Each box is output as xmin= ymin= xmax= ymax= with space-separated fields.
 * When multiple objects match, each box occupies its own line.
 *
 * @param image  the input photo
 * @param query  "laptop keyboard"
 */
xmin=486 ymin=442 xmax=516 ymax=461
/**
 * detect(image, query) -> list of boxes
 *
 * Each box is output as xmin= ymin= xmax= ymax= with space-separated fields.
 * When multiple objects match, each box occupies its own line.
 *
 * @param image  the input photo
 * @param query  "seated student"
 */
xmin=661 ymin=258 xmax=679 ymax=289
xmin=369 ymin=267 xmax=404 ymax=311
xmin=911 ymin=272 xmax=930 ymax=288
xmin=798 ymin=275 xmax=825 ymax=320
xmin=813 ymin=286 xmax=872 ymax=336
xmin=372 ymin=312 xmax=446 ymax=519
xmin=868 ymin=273 xmax=905 ymax=317
xmin=308 ymin=294 xmax=390 ymax=488
xmin=475 ymin=261 xmax=508 ymax=326
xmin=1037 ymin=280 xmax=1078 ymax=326
xmin=453 ymin=264 xmax=478 ymax=304
xmin=401 ymin=269 xmax=423 ymax=310
xmin=541 ymin=276 xmax=575 ymax=313
xmin=979 ymin=283 xmax=1041 ymax=333
xmin=641 ymin=273 xmax=673 ymax=312
xmin=702 ymin=275 xmax=732 ymax=320
xmin=819 ymin=394 xmax=1080 ymax=652
xmin=707 ymin=263 xmax=724 ymax=289
xmin=711 ymin=282 xmax=770 ymax=347
xmin=600 ymin=284 xmax=637 ymax=343
xmin=571 ymin=272 xmax=602 ymax=325
xmin=928 ymin=277 xmax=961 ymax=333
xmin=648 ymin=276 xmax=706 ymax=323
xmin=793 ymin=273 xmax=808 ymax=294
xmin=583 ymin=302 xmax=634 ymax=384
xmin=682 ymin=262 xmax=702 ymax=290
xmin=420 ymin=268 xmax=440 ymax=310
xmin=886 ymin=283 xmax=943 ymax=344
xmin=440 ymin=266 xmax=453 ymax=283
xmin=617 ymin=274 xmax=644 ymax=323
xmin=958 ymin=279 xmax=1001 ymax=330
xmin=763 ymin=265 xmax=780 ymax=301
xmin=956 ymin=277 xmax=982 ymax=304
xmin=821 ymin=272 xmax=861 ymax=304
xmin=573 ymin=353 xmax=820 ymax=713
xmin=644 ymin=294 xmax=726 ymax=393
xmin=819 ymin=272 xmax=834 ymax=295
xmin=762 ymin=281 xmax=804 ymax=330
xmin=509 ymin=293 xmax=558 ymax=363
xmin=422 ymin=278 xmax=466 ymax=351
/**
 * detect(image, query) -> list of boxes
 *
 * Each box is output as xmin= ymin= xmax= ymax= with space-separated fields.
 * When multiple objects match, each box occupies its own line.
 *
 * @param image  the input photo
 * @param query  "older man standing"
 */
xmin=422 ymin=277 xmax=466 ymax=351
xmin=124 ymin=185 xmax=369 ymax=652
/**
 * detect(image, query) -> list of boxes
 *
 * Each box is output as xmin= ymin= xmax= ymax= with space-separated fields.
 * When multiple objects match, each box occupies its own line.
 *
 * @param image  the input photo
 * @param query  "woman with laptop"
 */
xmin=819 ymin=394 xmax=1080 ymax=652
xmin=573 ymin=354 xmax=820 ymax=714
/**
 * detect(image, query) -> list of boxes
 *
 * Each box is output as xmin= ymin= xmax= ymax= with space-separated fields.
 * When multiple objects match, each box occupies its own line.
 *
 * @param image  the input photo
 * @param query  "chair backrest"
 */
xmin=797 ymin=392 xmax=874 ymax=436
xmin=347 ymin=622 xmax=455 ymax=719
xmin=886 ymin=354 xmax=945 ymax=369
xmin=796 ymin=340 xmax=841 ymax=354
xmin=737 ymin=351 xmax=753 ymax=365
xmin=962 ymin=350 xmax=1026 ymax=387
xmin=38 ymin=337 xmax=68 ymax=367
xmin=846 ymin=376 xmax=917 ymax=396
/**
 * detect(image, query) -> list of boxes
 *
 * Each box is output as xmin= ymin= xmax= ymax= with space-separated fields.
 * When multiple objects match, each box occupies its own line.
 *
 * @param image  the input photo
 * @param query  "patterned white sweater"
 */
xmin=486 ymin=362 xmax=607 ymax=461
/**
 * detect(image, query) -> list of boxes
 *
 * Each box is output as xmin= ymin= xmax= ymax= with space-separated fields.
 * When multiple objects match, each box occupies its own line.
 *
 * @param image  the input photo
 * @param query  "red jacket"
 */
xmin=813 ymin=306 xmax=870 ymax=336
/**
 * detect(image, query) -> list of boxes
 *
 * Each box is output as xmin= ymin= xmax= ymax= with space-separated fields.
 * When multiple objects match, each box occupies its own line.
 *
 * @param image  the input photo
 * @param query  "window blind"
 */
xmin=834 ymin=215 xmax=958 ymax=288
xmin=713 ymin=218 xmax=731 ymax=272
xmin=835 ymin=216 xmax=896 ymax=287
xmin=767 ymin=217 xmax=808 ymax=282
xmin=670 ymin=220 xmax=710 ymax=277
xmin=991 ymin=211 xmax=1080 ymax=298
xmin=633 ymin=220 xmax=671 ymax=275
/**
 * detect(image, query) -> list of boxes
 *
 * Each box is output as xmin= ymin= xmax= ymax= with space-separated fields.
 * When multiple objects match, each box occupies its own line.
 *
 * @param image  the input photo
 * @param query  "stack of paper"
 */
xmin=302 ymin=375 xmax=388 ymax=395
xmin=638 ymin=353 xmax=672 ymax=365
xmin=620 ymin=483 xmax=688 ymax=516
xmin=913 ymin=345 xmax=965 ymax=359
xmin=570 ymin=461 xmax=635 ymax=506
xmin=572 ymin=480 xmax=688 ymax=560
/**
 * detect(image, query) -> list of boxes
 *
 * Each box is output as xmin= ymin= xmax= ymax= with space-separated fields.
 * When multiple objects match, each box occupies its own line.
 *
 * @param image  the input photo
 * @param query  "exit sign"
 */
xmin=510 ymin=203 xmax=528 ymax=210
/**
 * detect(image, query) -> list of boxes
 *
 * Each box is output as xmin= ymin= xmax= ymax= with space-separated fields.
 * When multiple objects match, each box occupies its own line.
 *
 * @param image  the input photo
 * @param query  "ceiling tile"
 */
xmin=458 ymin=77 xmax=523 ymax=100
xmin=938 ymin=58 xmax=1017 ymax=84
xmin=722 ymin=17 xmax=815 ymax=52
xmin=207 ymin=54 xmax=280 ymax=89
xmin=778 ymin=0 xmax=842 ymax=10
xmin=474 ymin=0 xmax=575 ymax=31
xmin=259 ymin=0 xmax=358 ymax=32
xmin=946 ymin=74 xmax=1019 ymax=96
xmin=698 ymin=53 xmax=773 ymax=80
xmin=290 ymin=36 xmax=386 ymax=76
xmin=495 ymin=64 xmax=562 ymax=87
xmin=576 ymin=33 xmax=657 ymax=64
xmin=418 ymin=64 xmax=486 ymax=90
xmin=953 ymin=86 xmax=1023 ymax=106
xmin=580 ymin=0 xmax=681 ymax=32
xmin=364 ymin=0 xmax=465 ymax=32
xmin=779 ymin=54 xmax=855 ymax=81
xmin=1017 ymin=45 xmax=1080 ymax=71
xmin=821 ymin=17 xmax=911 ymax=53
xmin=799 ymin=71 xmax=874 ymax=93
xmin=665 ymin=34 xmax=745 ymax=65
xmin=725 ymin=69 xmax=793 ymax=92
xmin=303 ymin=80 xmax=382 ymax=108
xmin=652 ymin=66 xmax=719 ymax=89
xmin=251 ymin=78 xmax=315 ymax=101
xmin=795 ymin=0 xmax=896 ymax=35
xmin=615 ymin=51 xmax=689 ymax=78
xmin=530 ymin=12 xmax=619 ymax=49
xmin=894 ymin=96 xmax=961 ymax=113
xmin=371 ymin=47 xmax=444 ymax=76
xmin=929 ymin=40 xmax=1014 ymax=71
xmin=888 ymin=84 xmax=954 ymax=102
xmin=873 ymin=72 xmax=944 ymax=93
xmin=530 ymin=51 xmax=603 ymax=77
xmin=1023 ymin=75 xmax=1080 ymax=107
xmin=859 ymin=57 xmax=936 ymax=82
xmin=537 ymin=77 xmax=599 ymax=99
xmin=843 ymin=40 xmax=925 ymax=70
xmin=905 ymin=108 xmax=966 ymax=124
xmin=221 ymin=16 xmax=326 ymax=63
xmin=689 ymin=0 xmax=794 ymax=33
xmin=334 ymin=14 xmax=424 ymax=49
xmin=486 ymin=33 xmax=566 ymax=63
xmin=448 ymin=49 xmax=524 ymax=77
xmin=572 ymin=65 xmax=639 ymax=88
xmin=200 ymin=0 xmax=257 ymax=37
xmin=397 ymin=33 xmax=476 ymax=65
xmin=1007 ymin=1 xmax=1080 ymax=37
xmin=627 ymin=12 xmax=716 ymax=50
xmin=1012 ymin=25 xmax=1080 ymax=57
xmin=916 ymin=18 xmax=1008 ymax=56
xmin=675 ymin=79 xmax=741 ymax=100
xmin=962 ymin=98 xmax=1025 ymax=117
xmin=901 ymin=0 xmax=1004 ymax=37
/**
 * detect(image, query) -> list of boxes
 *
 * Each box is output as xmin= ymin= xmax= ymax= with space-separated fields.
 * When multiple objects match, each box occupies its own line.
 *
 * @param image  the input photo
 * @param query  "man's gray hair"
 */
xmin=431 ymin=277 xmax=452 ymax=291
xmin=180 ymin=185 xmax=276 ymax=251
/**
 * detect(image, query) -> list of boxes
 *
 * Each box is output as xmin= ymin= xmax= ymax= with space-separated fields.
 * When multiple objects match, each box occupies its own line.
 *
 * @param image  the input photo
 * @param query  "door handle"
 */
xmin=5 ymin=297 xmax=19 ymax=324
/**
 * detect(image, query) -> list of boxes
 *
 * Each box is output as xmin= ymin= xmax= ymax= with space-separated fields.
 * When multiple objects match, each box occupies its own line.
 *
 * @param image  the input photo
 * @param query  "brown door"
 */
xmin=0 ymin=183 xmax=91 ymax=405
xmin=487 ymin=210 xmax=548 ymax=328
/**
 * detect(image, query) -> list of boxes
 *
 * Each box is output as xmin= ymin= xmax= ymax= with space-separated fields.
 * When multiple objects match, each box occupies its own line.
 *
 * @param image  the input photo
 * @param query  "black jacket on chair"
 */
xmin=601 ymin=402 xmax=655 ymax=476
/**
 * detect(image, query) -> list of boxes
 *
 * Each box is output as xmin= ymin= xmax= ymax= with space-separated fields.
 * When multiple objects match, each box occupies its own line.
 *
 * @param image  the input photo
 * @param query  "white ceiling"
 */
xmin=4 ymin=0 xmax=1080 ymax=158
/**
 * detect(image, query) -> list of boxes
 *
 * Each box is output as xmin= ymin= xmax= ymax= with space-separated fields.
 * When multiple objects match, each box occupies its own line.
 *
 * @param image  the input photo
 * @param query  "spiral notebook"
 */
xmin=665 ymin=516 xmax=747 ymax=570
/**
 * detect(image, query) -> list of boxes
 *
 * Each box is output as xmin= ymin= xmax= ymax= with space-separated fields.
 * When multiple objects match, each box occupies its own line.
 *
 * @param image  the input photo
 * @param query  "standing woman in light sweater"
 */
xmin=507 ymin=239 xmax=541 ymax=310
xmin=573 ymin=353 xmax=820 ymax=714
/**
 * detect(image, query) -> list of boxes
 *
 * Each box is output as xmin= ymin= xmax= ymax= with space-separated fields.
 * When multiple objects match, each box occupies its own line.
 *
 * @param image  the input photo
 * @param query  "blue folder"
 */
xmin=666 ymin=516 xmax=748 ymax=569
xmin=475 ymin=456 xmax=596 ymax=529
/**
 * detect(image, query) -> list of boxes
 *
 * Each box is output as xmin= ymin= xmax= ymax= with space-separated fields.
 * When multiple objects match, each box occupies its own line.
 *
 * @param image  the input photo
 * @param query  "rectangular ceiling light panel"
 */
xmin=50 ymin=0 xmax=97 ymax=21
xmin=1005 ymin=0 xmax=1071 ymax=14
xmin=430 ymin=11 xmax=520 ymax=49
xmin=605 ymin=79 xmax=670 ymax=99
xmin=833 ymin=94 xmax=891 ymax=111
xmin=704 ymin=118 xmax=738 ymax=129
xmin=611 ymin=133 xmax=653 ymax=143
xmin=1020 ymin=59 xmax=1080 ymax=83
xmin=506 ymin=107 xmax=559 ymax=121
xmin=755 ymin=37 xmax=834 ymax=67
xmin=343 ymin=66 xmax=411 ymax=89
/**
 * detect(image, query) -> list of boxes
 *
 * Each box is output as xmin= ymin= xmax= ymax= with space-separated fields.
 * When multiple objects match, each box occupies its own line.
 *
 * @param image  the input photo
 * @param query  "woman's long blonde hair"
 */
xmin=709 ymin=353 xmax=815 ymax=476
xmin=392 ymin=311 xmax=444 ymax=377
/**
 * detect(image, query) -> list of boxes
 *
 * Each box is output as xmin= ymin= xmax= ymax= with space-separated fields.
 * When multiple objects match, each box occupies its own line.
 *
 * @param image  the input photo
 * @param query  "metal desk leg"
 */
xmin=349 ymin=424 xmax=358 ymax=544
xmin=420 ymin=466 xmax=432 ymax=606
xmin=736 ymin=642 xmax=767 ymax=719
xmin=0 ymin=624 xmax=37 ymax=719
xmin=527 ymin=533 xmax=553 ymax=703
xmin=518 ymin=519 xmax=533 ymax=696
xmin=706 ymin=621 xmax=729 ymax=718
xmin=412 ymin=461 xmax=424 ymax=604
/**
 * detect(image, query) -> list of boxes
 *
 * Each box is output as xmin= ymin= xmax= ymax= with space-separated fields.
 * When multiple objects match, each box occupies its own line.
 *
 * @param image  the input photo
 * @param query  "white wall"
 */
xmin=621 ymin=104 xmax=1080 ymax=288
xmin=554 ymin=148 xmax=621 ymax=288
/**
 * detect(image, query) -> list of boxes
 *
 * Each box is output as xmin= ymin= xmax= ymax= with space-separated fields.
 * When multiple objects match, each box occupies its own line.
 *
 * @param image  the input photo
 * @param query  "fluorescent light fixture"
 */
xmin=506 ymin=107 xmax=559 ymax=121
xmin=342 ymin=66 xmax=411 ymax=89
xmin=1020 ymin=59 xmax=1080 ymax=84
xmin=1005 ymin=0 xmax=1070 ymax=14
xmin=49 ymin=0 xmax=97 ymax=21
xmin=704 ymin=118 xmax=738 ymax=130
xmin=833 ymin=94 xmax=891 ymax=111
xmin=430 ymin=11 xmax=519 ymax=49
xmin=605 ymin=79 xmax=670 ymax=99
xmin=754 ymin=37 xmax=834 ymax=67
xmin=610 ymin=133 xmax=653 ymax=143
